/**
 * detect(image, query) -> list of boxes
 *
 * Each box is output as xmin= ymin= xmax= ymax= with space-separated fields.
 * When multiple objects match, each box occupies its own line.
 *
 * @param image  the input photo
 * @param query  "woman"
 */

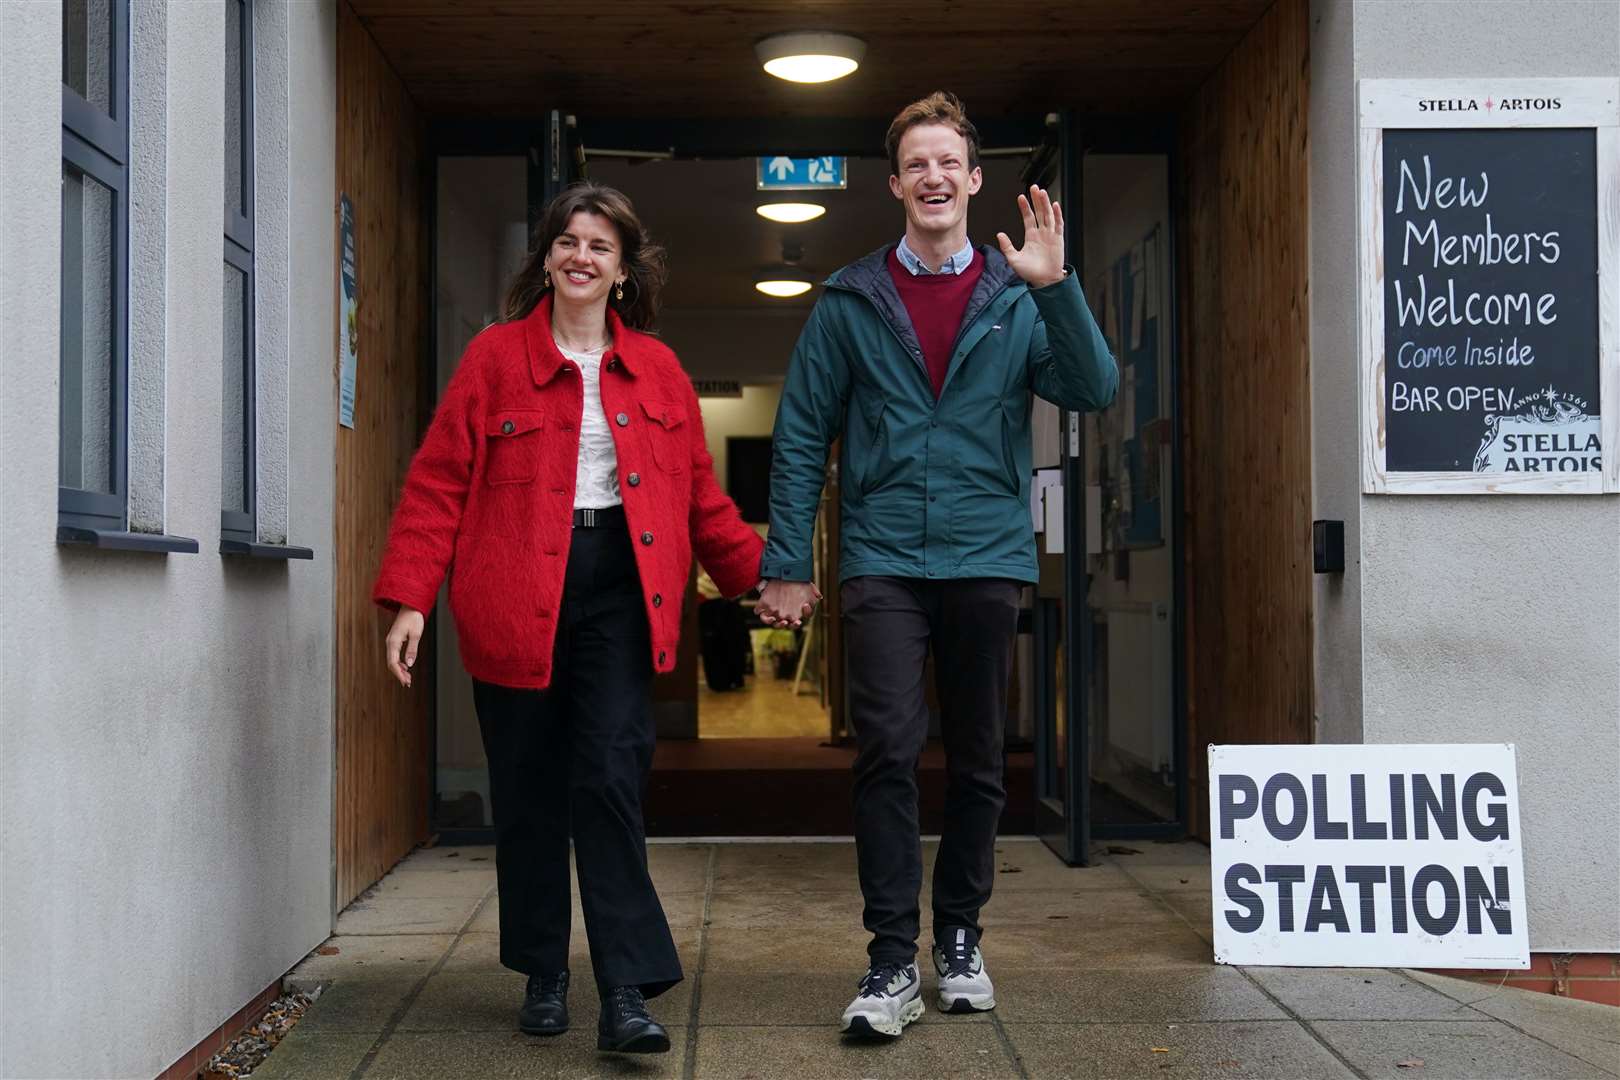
xmin=372 ymin=183 xmax=765 ymax=1054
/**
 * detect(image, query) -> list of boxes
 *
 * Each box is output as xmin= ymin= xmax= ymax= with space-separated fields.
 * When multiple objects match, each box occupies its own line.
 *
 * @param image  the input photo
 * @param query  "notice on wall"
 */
xmin=1383 ymin=129 xmax=1600 ymax=474
xmin=1358 ymin=78 xmax=1618 ymax=494
xmin=1208 ymin=744 xmax=1528 ymax=969
xmin=338 ymin=193 xmax=358 ymax=430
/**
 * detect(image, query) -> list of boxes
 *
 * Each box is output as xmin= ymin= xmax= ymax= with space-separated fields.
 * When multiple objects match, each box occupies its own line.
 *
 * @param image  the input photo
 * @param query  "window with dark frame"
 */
xmin=59 ymin=0 xmax=130 ymax=537
xmin=222 ymin=0 xmax=255 ymax=544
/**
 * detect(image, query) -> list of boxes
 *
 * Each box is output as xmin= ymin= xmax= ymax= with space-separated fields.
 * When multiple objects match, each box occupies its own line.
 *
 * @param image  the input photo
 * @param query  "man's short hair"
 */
xmin=885 ymin=92 xmax=981 ymax=176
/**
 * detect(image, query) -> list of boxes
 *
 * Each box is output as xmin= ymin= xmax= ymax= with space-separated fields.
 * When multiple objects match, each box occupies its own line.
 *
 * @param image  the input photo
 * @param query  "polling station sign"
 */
xmin=1208 ymin=744 xmax=1528 ymax=969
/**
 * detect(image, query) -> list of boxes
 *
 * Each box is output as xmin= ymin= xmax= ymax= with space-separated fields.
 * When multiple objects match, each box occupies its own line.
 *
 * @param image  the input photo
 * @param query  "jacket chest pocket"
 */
xmin=639 ymin=400 xmax=687 ymax=473
xmin=484 ymin=410 xmax=545 ymax=485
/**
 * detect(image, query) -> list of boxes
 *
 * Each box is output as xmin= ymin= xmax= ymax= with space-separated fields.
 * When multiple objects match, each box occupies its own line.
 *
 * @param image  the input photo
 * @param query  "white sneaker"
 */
xmin=839 ymin=963 xmax=924 ymax=1038
xmin=933 ymin=927 xmax=996 ymax=1013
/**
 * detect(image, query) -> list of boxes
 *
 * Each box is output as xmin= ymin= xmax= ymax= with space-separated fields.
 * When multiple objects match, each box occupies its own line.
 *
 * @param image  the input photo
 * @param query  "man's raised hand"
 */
xmin=996 ymin=185 xmax=1066 ymax=290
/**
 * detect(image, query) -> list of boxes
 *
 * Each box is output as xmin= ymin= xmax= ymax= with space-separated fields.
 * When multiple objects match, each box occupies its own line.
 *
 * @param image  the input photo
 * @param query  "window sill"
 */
xmin=57 ymin=526 xmax=200 ymax=554
xmin=220 ymin=539 xmax=315 ymax=560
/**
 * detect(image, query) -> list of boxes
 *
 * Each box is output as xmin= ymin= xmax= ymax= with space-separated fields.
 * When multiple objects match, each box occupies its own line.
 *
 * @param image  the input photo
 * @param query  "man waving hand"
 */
xmin=758 ymin=92 xmax=1118 ymax=1039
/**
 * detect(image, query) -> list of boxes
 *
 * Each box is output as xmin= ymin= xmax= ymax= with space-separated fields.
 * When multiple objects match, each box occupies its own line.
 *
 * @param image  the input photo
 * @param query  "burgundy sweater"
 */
xmin=886 ymin=247 xmax=985 ymax=398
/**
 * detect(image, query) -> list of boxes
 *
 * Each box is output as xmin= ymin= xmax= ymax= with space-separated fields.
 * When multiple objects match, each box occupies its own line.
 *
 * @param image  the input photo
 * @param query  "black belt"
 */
xmin=572 ymin=505 xmax=626 ymax=529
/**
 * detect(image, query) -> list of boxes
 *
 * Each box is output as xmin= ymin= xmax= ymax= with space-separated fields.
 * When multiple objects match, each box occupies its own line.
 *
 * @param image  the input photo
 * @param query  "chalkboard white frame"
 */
xmin=1358 ymin=78 xmax=1619 ymax=494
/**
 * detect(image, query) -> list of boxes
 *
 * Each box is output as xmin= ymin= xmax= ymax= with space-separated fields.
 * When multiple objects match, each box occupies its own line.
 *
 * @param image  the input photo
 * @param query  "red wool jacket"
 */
xmin=372 ymin=295 xmax=764 ymax=689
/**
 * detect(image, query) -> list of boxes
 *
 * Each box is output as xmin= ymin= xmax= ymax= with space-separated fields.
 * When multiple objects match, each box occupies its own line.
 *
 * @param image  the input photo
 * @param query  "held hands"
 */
xmin=385 ymin=605 xmax=426 ymax=688
xmin=996 ymin=185 xmax=1067 ymax=290
xmin=756 ymin=580 xmax=822 ymax=629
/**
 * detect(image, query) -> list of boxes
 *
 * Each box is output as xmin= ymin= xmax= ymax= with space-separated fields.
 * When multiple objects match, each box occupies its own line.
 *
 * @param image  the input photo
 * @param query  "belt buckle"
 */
xmin=580 ymin=508 xmax=596 ymax=528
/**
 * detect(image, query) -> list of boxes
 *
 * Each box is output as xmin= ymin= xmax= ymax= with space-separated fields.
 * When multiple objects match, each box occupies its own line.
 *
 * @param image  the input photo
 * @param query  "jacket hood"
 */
xmin=825 ymin=242 xmax=1022 ymax=297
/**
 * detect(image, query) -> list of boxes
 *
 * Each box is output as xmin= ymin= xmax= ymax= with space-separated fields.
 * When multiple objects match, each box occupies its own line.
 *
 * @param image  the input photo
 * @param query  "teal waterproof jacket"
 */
xmin=761 ymin=243 xmax=1118 ymax=584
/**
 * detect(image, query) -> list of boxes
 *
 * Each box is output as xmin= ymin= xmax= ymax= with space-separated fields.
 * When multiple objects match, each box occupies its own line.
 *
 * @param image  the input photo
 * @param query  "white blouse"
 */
xmin=557 ymin=343 xmax=622 ymax=509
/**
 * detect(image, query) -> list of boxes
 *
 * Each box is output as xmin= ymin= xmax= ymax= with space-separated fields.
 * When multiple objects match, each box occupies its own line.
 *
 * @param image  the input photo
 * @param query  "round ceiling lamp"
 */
xmin=755 ymin=266 xmax=814 ymax=298
xmin=755 ymin=32 xmax=866 ymax=84
xmin=756 ymin=202 xmax=827 ymax=224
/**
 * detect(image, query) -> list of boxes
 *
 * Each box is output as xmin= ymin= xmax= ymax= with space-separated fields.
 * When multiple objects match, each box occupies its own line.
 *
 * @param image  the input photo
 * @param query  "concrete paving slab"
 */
xmin=1095 ymin=840 xmax=1211 ymax=866
xmin=977 ymin=888 xmax=1179 ymax=928
xmin=1159 ymin=891 xmax=1215 ymax=941
xmin=705 ymin=888 xmax=866 ymax=928
xmin=1245 ymin=967 xmax=1477 ymax=1021
xmin=702 ymin=926 xmax=877 ymax=973
xmin=1406 ymin=977 xmax=1620 ymax=1077
xmin=285 ymin=934 xmax=454 ymax=986
xmin=1114 ymin=864 xmax=1213 ymax=894
xmin=992 ymin=967 xmax=1286 ymax=1023
xmin=1003 ymin=1020 xmax=1355 ymax=1079
xmin=365 ymin=1029 xmax=687 ymax=1078
xmin=1311 ymin=1019 xmax=1612 ymax=1079
xmin=397 ymin=971 xmax=693 ymax=1034
xmin=692 ymin=1023 xmax=1016 ymax=1079
xmin=241 ymin=1030 xmax=375 ymax=1080
xmin=391 ymin=846 xmax=497 ymax=871
xmin=984 ymin=854 xmax=1135 ymax=891
xmin=334 ymin=895 xmax=485 ymax=936
xmin=711 ymin=845 xmax=861 ymax=891
xmin=367 ymin=870 xmax=497 ymax=899
xmin=981 ymin=921 xmax=1211 ymax=970
xmin=292 ymin=976 xmax=418 ymax=1034
xmin=696 ymin=970 xmax=989 ymax=1026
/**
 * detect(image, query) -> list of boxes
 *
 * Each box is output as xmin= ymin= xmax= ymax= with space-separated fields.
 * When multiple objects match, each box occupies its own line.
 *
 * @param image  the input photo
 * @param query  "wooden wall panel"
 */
xmin=1178 ymin=0 xmax=1312 ymax=838
xmin=334 ymin=0 xmax=432 ymax=908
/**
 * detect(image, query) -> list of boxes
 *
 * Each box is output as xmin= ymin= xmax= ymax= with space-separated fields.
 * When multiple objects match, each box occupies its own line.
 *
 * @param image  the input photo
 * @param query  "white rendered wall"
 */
xmin=1314 ymin=0 xmax=1620 ymax=951
xmin=0 ymin=2 xmax=339 ymax=1076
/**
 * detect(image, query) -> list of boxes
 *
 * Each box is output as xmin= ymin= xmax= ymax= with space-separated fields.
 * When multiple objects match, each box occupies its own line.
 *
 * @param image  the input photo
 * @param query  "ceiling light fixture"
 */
xmin=756 ymin=202 xmax=827 ymax=224
xmin=754 ymin=275 xmax=814 ymax=299
xmin=755 ymin=31 xmax=866 ymax=84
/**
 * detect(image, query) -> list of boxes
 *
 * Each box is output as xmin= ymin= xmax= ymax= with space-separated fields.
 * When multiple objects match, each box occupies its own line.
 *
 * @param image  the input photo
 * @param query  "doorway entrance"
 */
xmin=427 ymin=117 xmax=1057 ymax=839
xmin=334 ymin=0 xmax=1313 ymax=873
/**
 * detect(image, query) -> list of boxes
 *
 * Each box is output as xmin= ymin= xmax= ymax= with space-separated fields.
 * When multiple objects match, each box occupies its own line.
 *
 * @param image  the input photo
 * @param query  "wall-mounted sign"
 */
xmin=692 ymin=379 xmax=743 ymax=398
xmin=756 ymin=156 xmax=847 ymax=191
xmin=1208 ymin=744 xmax=1528 ymax=969
xmin=1358 ymin=78 xmax=1618 ymax=493
xmin=337 ymin=193 xmax=358 ymax=430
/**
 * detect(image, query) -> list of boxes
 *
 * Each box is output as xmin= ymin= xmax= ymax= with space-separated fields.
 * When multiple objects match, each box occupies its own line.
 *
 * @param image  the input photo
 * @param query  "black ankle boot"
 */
xmin=597 ymin=985 xmax=670 ymax=1054
xmin=519 ymin=971 xmax=569 ymax=1035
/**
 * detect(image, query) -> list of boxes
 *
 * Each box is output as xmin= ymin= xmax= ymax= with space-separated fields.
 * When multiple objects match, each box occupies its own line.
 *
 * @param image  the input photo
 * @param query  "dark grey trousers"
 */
xmin=840 ymin=574 xmax=1022 ymax=965
xmin=472 ymin=527 xmax=681 ymax=999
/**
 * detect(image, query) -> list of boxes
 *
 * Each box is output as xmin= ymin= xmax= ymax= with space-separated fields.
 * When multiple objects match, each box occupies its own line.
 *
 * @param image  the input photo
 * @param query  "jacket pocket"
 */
xmin=854 ymin=393 xmax=889 ymax=498
xmin=1000 ymin=407 xmax=1021 ymax=495
xmin=484 ymin=410 xmax=545 ymax=485
xmin=639 ymin=399 xmax=688 ymax=473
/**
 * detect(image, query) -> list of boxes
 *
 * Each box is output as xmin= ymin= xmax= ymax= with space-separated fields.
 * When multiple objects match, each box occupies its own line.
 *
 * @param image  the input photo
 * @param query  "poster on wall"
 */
xmin=1208 ymin=744 xmax=1528 ymax=969
xmin=338 ymin=193 xmax=358 ymax=430
xmin=1357 ymin=78 xmax=1619 ymax=494
xmin=1084 ymin=224 xmax=1169 ymax=551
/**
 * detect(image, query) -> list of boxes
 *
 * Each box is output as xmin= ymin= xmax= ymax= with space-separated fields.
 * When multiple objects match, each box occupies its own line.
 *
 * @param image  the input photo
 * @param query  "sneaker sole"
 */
xmin=597 ymin=1031 xmax=671 ymax=1054
xmin=841 ymin=997 xmax=926 ymax=1039
xmin=938 ymin=992 xmax=996 ymax=1013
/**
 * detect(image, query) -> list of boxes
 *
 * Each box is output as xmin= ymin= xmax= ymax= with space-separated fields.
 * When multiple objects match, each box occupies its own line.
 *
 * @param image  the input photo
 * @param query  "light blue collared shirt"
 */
xmin=895 ymin=235 xmax=976 ymax=276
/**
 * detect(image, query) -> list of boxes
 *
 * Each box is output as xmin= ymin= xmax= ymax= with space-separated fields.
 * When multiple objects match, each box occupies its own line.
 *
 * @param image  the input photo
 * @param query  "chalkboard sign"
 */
xmin=1359 ymin=79 xmax=1619 ymax=494
xmin=1384 ymin=129 xmax=1598 ymax=473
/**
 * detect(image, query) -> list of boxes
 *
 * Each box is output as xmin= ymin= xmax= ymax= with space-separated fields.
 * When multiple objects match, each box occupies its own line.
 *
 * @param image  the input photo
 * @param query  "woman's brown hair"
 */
xmin=501 ymin=182 xmax=667 ymax=331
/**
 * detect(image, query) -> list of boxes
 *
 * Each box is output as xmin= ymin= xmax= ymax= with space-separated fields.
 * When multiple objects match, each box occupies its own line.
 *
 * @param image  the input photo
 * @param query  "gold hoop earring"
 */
xmin=544 ymin=268 xmax=552 ymax=290
xmin=615 ymin=281 xmax=625 ymax=301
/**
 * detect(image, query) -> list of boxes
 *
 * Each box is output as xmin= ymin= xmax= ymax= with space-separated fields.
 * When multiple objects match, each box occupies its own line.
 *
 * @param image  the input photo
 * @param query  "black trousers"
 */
xmin=471 ymin=527 xmax=681 ymax=998
xmin=841 ymin=575 xmax=1022 ymax=966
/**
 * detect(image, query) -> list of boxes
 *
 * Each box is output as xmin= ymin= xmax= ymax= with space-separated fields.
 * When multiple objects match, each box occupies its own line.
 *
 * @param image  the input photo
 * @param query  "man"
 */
xmin=756 ymin=92 xmax=1118 ymax=1038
